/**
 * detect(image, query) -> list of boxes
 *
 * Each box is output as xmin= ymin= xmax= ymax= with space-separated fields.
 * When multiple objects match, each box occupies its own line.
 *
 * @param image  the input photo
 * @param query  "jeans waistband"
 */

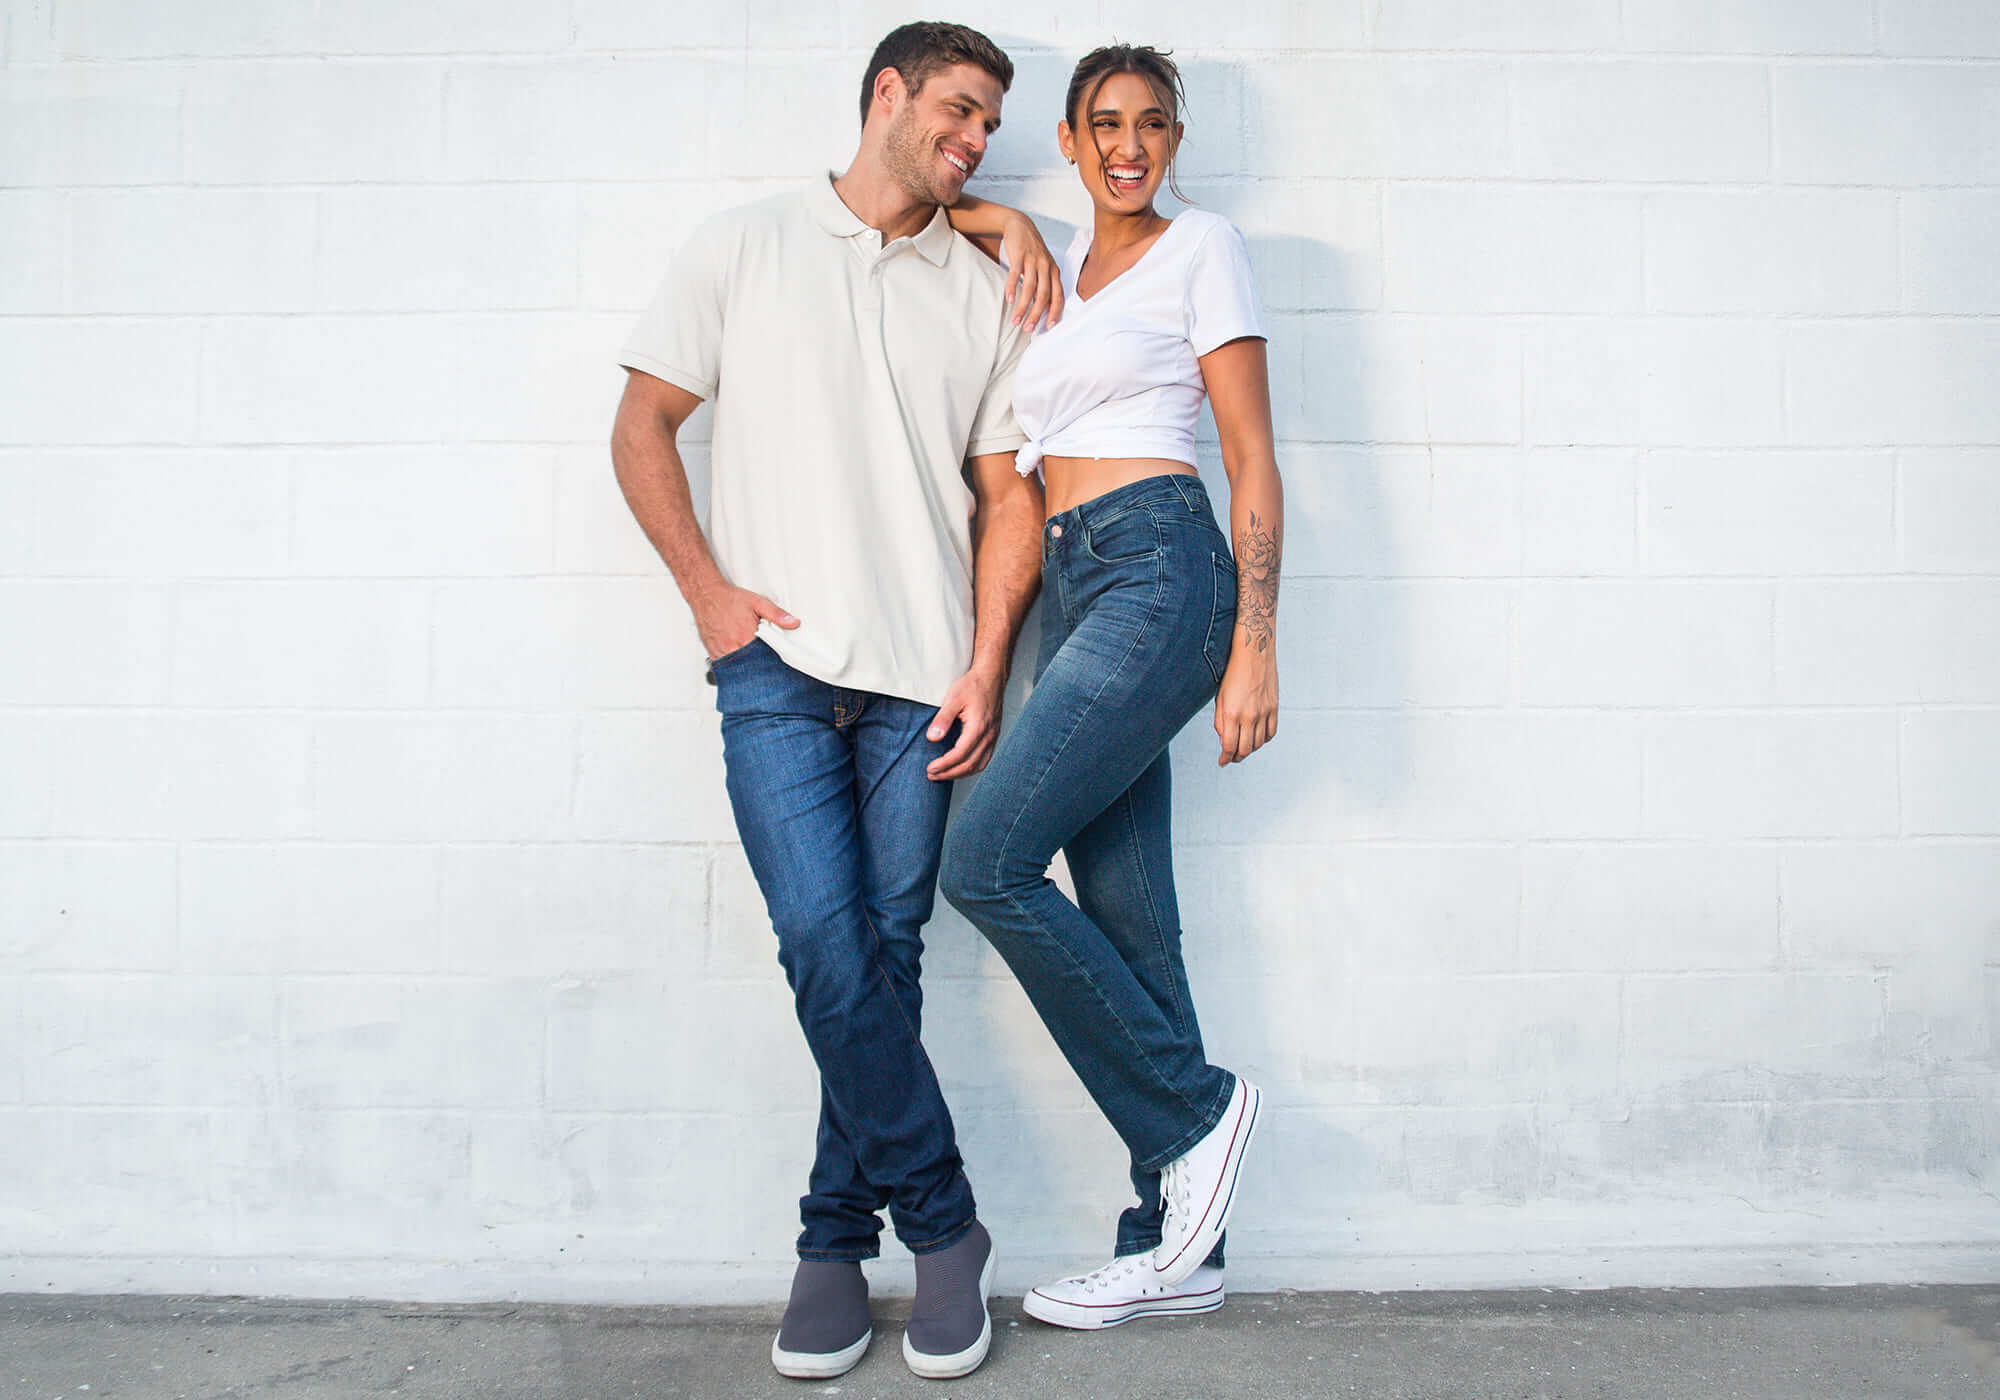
xmin=1048 ymin=472 xmax=1211 ymax=534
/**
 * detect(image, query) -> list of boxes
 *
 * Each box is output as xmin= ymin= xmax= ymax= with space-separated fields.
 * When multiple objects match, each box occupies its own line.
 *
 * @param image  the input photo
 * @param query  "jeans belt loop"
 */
xmin=1173 ymin=474 xmax=1200 ymax=512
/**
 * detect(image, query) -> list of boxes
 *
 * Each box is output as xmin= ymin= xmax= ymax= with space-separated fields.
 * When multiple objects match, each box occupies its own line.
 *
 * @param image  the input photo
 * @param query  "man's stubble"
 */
xmin=880 ymin=98 xmax=960 ymax=210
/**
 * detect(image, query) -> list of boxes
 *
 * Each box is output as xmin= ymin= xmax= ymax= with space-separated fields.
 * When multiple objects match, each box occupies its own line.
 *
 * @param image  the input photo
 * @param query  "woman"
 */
xmin=940 ymin=45 xmax=1283 ymax=1330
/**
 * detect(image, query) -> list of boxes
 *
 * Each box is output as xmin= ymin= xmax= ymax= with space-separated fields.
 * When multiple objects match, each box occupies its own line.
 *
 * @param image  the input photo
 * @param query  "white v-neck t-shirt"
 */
xmin=618 ymin=175 xmax=1030 ymax=706
xmin=1009 ymin=209 xmax=1265 ymax=479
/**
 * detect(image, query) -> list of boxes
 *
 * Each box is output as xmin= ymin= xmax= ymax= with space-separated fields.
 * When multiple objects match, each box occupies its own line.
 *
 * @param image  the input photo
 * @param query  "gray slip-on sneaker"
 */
xmin=770 ymin=1259 xmax=871 ymax=1380
xmin=902 ymin=1220 xmax=996 ymax=1380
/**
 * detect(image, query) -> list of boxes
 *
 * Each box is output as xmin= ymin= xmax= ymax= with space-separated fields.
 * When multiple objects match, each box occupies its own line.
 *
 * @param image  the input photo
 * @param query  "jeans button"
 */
xmin=1050 ymin=524 xmax=1063 ymax=538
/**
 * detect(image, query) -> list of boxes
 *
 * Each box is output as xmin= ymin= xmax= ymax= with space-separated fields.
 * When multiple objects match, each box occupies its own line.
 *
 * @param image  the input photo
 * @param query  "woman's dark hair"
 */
xmin=858 ymin=21 xmax=1014 ymax=129
xmin=1064 ymin=44 xmax=1189 ymax=203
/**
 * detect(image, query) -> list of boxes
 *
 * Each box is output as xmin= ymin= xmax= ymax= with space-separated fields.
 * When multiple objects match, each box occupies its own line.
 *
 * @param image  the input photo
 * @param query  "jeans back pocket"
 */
xmin=1203 ymin=550 xmax=1238 ymax=685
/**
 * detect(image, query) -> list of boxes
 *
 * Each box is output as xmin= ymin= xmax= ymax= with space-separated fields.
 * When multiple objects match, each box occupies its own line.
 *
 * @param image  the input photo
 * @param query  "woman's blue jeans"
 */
xmin=713 ymin=638 xmax=977 ymax=1262
xmin=939 ymin=472 xmax=1238 ymax=1267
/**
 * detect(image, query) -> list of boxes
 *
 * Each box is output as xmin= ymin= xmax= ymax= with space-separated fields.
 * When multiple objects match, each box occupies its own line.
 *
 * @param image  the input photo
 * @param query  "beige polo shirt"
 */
xmin=619 ymin=174 xmax=1030 ymax=706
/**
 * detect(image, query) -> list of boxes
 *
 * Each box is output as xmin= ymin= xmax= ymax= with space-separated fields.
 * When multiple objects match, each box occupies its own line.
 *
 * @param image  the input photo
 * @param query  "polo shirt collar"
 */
xmin=909 ymin=205 xmax=955 ymax=267
xmin=807 ymin=172 xmax=954 ymax=268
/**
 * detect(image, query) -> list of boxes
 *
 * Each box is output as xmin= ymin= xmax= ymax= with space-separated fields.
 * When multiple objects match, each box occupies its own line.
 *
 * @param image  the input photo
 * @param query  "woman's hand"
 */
xmin=1215 ymin=649 xmax=1278 ymax=766
xmin=999 ymin=212 xmax=1063 ymax=332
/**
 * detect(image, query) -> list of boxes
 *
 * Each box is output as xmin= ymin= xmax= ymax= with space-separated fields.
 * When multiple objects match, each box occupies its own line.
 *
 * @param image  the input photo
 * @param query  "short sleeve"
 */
xmin=616 ymin=214 xmax=734 ymax=400
xmin=966 ymin=318 xmax=1031 ymax=458
xmin=1184 ymin=218 xmax=1266 ymax=357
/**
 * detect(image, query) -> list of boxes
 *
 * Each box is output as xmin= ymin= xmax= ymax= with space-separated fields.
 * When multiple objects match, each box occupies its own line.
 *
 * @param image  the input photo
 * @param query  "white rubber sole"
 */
xmin=1023 ymin=1276 xmax=1225 ymax=1330
xmin=901 ymin=1238 xmax=997 ymax=1380
xmin=770 ymin=1325 xmax=870 ymax=1380
xmin=1153 ymin=1080 xmax=1262 ymax=1288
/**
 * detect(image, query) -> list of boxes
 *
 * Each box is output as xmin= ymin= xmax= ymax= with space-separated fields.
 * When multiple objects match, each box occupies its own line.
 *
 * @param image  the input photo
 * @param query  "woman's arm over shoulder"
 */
xmin=946 ymin=196 xmax=1065 ymax=330
xmin=945 ymin=193 xmax=1024 ymax=241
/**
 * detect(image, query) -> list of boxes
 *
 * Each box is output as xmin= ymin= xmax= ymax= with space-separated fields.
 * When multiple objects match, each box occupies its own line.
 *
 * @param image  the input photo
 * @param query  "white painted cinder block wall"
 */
xmin=2 ymin=0 xmax=1998 ymax=1303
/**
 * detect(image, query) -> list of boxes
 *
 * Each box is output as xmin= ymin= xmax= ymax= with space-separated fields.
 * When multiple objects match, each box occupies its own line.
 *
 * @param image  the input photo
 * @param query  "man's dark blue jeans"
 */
xmin=712 ymin=637 xmax=977 ymax=1262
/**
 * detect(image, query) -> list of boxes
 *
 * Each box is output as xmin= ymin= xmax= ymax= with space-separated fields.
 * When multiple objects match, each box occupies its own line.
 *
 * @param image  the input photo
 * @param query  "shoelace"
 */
xmin=1162 ymin=1157 xmax=1191 ymax=1229
xmin=1075 ymin=1257 xmax=1146 ymax=1294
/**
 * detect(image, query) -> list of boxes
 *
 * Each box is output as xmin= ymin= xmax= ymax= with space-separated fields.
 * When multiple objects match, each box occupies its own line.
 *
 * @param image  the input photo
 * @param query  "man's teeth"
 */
xmin=944 ymin=152 xmax=969 ymax=173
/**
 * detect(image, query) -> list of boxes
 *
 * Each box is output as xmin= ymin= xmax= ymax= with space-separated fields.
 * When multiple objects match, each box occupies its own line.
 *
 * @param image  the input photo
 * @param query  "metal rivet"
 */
xmin=1050 ymin=524 xmax=1063 ymax=538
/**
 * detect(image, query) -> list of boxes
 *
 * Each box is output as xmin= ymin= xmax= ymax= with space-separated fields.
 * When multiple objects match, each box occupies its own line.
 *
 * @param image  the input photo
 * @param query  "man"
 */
xmin=608 ymin=21 xmax=1042 ymax=1384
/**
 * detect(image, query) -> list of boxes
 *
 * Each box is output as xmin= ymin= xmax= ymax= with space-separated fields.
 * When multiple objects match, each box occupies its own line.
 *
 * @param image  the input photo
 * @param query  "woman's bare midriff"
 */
xmin=1042 ymin=456 xmax=1198 ymax=517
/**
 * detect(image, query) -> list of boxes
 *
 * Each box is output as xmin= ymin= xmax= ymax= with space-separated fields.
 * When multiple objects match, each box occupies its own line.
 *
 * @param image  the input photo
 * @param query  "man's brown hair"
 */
xmin=858 ymin=21 xmax=1014 ymax=129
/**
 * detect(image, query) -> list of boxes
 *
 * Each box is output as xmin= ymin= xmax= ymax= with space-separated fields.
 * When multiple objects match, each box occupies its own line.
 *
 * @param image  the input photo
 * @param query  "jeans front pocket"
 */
xmin=704 ymin=634 xmax=765 ymax=688
xmin=1202 ymin=551 xmax=1238 ymax=686
xmin=1083 ymin=506 xmax=1164 ymax=565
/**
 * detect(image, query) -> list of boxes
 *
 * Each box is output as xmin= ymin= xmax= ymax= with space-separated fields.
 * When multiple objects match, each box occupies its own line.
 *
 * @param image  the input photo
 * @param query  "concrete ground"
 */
xmin=3 ymin=1285 xmax=1996 ymax=1400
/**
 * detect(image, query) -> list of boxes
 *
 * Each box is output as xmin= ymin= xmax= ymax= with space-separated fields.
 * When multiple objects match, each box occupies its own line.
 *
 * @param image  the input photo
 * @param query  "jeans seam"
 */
xmin=1204 ymin=552 xmax=1237 ymax=687
xmin=993 ymin=878 xmax=1209 ymax=1132
xmin=1117 ymin=788 xmax=1189 ymax=1039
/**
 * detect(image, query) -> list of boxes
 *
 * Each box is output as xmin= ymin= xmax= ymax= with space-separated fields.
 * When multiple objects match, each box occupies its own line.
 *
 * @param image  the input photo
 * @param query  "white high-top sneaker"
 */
xmin=1152 ymin=1076 xmax=1261 ymax=1287
xmin=1023 ymin=1254 xmax=1225 ymax=1330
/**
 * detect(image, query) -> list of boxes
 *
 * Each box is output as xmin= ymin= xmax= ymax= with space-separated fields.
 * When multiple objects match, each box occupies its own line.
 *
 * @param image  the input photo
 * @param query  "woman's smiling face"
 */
xmin=1060 ymin=71 xmax=1182 ymax=215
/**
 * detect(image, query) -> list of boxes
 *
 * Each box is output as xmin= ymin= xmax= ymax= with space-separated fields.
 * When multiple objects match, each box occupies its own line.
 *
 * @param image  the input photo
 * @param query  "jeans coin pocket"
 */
xmin=1084 ymin=507 xmax=1164 ymax=565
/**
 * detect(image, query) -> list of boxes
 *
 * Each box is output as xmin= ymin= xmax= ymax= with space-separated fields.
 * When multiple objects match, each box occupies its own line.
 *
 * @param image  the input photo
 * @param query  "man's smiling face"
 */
xmin=881 ymin=61 xmax=1004 ymax=208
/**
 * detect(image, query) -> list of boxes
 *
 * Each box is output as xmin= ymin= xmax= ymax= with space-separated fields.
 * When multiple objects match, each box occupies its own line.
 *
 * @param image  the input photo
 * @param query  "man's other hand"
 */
xmin=925 ymin=665 xmax=1006 ymax=780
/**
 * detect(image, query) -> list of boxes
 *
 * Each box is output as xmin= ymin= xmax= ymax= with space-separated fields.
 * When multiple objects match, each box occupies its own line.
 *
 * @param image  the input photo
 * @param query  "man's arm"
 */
xmin=609 ymin=368 xmax=797 ymax=660
xmin=925 ymin=451 xmax=1044 ymax=781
